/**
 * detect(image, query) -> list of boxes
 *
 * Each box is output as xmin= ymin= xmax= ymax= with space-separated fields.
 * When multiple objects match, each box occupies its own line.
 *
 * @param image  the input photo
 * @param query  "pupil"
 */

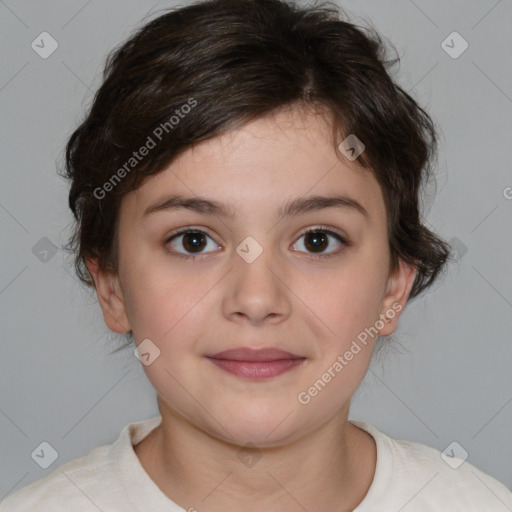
xmin=306 ymin=232 xmax=327 ymax=252
xmin=183 ymin=232 xmax=205 ymax=253
xmin=181 ymin=232 xmax=329 ymax=254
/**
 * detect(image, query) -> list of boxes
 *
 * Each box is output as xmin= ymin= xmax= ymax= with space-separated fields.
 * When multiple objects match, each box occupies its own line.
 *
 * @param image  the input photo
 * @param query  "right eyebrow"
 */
xmin=143 ymin=193 xmax=368 ymax=220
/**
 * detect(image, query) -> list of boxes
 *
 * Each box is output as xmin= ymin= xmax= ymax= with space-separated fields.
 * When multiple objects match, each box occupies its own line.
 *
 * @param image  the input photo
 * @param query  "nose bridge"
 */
xmin=223 ymin=235 xmax=291 ymax=324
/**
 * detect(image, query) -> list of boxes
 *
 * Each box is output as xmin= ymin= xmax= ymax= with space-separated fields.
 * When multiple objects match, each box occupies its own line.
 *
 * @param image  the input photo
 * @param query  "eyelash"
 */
xmin=164 ymin=225 xmax=349 ymax=261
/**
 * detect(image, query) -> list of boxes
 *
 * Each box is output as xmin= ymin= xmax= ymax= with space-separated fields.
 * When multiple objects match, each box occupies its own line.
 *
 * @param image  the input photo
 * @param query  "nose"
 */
xmin=222 ymin=244 xmax=292 ymax=326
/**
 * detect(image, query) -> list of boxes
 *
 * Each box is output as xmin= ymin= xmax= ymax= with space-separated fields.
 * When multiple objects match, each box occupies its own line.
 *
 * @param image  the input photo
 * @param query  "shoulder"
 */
xmin=352 ymin=420 xmax=512 ymax=511
xmin=0 ymin=417 xmax=162 ymax=511
xmin=0 ymin=436 xmax=127 ymax=512
xmin=391 ymin=436 xmax=512 ymax=506
xmin=0 ymin=443 xmax=115 ymax=511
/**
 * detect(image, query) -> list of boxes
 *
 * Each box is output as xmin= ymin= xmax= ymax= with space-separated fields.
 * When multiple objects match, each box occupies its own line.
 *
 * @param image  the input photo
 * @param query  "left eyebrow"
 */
xmin=143 ymin=193 xmax=368 ymax=220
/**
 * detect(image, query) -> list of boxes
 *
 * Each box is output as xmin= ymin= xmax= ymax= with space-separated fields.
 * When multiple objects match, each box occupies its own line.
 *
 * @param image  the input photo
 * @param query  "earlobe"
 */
xmin=378 ymin=259 xmax=417 ymax=336
xmin=85 ymin=257 xmax=131 ymax=334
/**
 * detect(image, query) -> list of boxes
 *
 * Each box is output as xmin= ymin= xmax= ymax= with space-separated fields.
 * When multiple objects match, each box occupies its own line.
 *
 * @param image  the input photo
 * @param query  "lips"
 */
xmin=206 ymin=347 xmax=306 ymax=380
xmin=208 ymin=347 xmax=303 ymax=362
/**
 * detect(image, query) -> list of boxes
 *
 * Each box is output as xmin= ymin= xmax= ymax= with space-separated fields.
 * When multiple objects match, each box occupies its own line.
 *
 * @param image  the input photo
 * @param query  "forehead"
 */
xmin=122 ymin=107 xmax=386 ymax=224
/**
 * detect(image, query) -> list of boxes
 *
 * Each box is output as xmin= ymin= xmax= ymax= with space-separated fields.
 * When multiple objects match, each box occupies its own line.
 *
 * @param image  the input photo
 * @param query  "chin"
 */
xmin=206 ymin=405 xmax=304 ymax=448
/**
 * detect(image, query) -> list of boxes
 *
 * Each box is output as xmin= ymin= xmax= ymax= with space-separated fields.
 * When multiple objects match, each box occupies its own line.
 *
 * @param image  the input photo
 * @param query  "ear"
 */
xmin=377 ymin=259 xmax=417 ymax=336
xmin=85 ymin=257 xmax=131 ymax=334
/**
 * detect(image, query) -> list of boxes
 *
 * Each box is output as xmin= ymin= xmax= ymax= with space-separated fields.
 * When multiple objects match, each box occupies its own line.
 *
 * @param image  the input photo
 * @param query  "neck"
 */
xmin=134 ymin=396 xmax=376 ymax=512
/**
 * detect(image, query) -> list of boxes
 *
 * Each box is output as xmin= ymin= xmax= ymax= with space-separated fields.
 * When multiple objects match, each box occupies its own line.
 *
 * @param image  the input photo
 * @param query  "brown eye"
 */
xmin=167 ymin=229 xmax=220 ymax=257
xmin=292 ymin=228 xmax=348 ymax=258
xmin=181 ymin=232 xmax=207 ymax=253
xmin=304 ymin=231 xmax=329 ymax=253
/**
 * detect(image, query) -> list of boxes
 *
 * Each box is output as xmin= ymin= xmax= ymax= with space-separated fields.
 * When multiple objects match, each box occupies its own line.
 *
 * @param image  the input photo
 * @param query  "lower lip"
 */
xmin=206 ymin=358 xmax=305 ymax=380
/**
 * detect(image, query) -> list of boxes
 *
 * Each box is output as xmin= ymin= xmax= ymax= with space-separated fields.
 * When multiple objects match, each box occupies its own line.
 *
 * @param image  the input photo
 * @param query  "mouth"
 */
xmin=205 ymin=347 xmax=306 ymax=380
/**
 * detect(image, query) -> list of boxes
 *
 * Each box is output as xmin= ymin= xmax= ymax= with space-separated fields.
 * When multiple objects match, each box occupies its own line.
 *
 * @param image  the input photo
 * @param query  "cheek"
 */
xmin=293 ymin=268 xmax=383 ymax=414
xmin=125 ymin=268 xmax=215 ymax=343
xmin=298 ymin=261 xmax=386 ymax=347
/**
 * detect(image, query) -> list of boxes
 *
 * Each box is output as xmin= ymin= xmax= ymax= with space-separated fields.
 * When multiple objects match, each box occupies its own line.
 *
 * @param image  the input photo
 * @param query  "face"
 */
xmin=89 ymin=106 xmax=416 ymax=447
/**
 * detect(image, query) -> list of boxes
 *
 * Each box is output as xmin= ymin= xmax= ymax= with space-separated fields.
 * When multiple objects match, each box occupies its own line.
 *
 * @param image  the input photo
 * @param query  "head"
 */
xmin=61 ymin=0 xmax=451 ymax=445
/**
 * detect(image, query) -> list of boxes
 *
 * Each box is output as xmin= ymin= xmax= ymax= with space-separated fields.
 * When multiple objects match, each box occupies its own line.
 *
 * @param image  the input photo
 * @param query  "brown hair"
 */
xmin=60 ymin=0 xmax=451 ymax=306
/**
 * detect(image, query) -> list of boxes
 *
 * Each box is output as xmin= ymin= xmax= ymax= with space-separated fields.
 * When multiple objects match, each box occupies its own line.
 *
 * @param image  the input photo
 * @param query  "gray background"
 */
xmin=1 ymin=0 xmax=511 ymax=501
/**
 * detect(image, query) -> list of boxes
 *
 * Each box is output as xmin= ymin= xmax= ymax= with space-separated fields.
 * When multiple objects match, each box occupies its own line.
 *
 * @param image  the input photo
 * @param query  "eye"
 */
xmin=165 ymin=228 xmax=220 ymax=258
xmin=165 ymin=225 xmax=349 ymax=260
xmin=292 ymin=226 xmax=348 ymax=259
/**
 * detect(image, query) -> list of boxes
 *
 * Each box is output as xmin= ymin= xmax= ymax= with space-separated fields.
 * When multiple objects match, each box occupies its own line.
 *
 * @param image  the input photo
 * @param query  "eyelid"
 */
xmin=298 ymin=224 xmax=347 ymax=240
xmin=165 ymin=224 xmax=348 ymax=241
xmin=166 ymin=225 xmax=217 ymax=239
xmin=164 ymin=224 xmax=350 ymax=259
xmin=292 ymin=225 xmax=349 ymax=259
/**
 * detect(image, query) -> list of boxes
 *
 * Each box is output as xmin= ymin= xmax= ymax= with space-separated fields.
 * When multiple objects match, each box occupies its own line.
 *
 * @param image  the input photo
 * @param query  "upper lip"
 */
xmin=207 ymin=347 xmax=304 ymax=362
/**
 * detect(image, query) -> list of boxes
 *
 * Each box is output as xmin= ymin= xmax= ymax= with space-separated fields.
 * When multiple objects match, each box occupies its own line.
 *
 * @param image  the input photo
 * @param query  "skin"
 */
xmin=87 ymin=105 xmax=416 ymax=512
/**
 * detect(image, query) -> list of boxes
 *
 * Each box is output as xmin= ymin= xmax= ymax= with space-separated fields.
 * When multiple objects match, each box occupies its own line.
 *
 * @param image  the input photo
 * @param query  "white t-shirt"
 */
xmin=2 ymin=416 xmax=511 ymax=511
